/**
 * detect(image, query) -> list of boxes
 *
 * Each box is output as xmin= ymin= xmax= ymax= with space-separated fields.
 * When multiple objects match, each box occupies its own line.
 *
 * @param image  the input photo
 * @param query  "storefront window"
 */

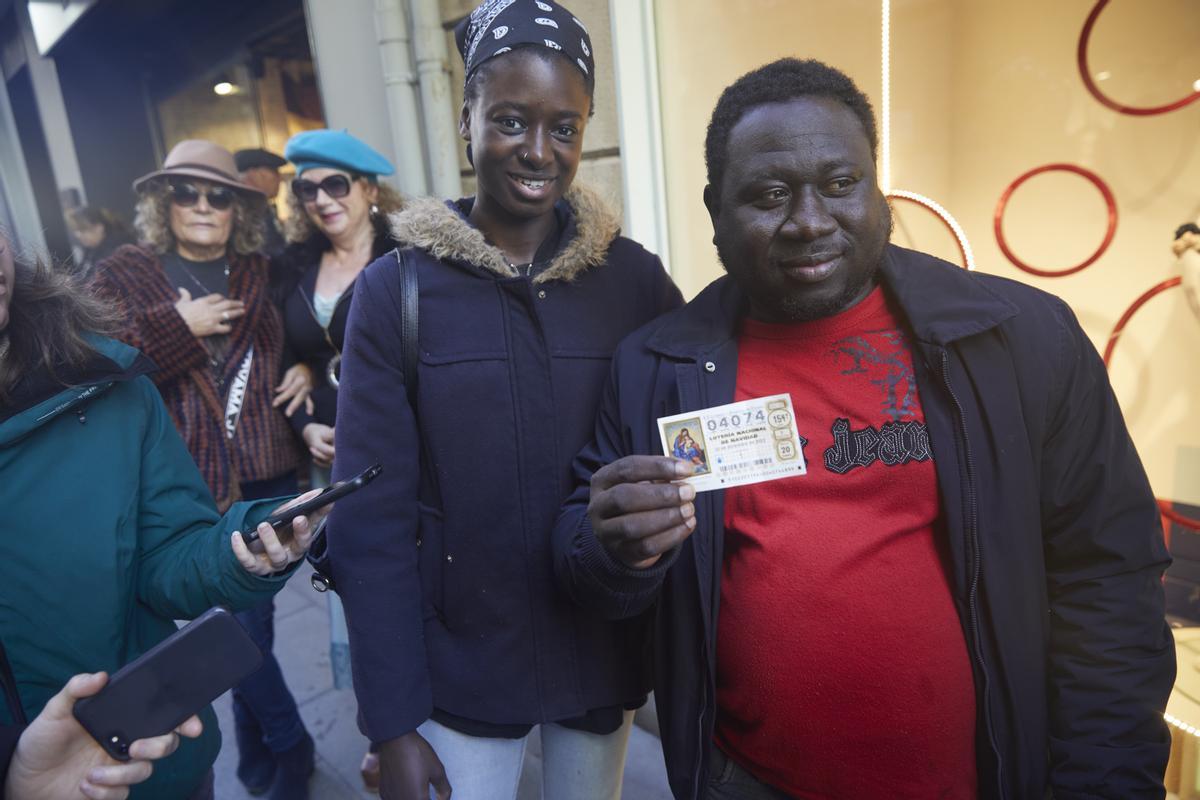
xmin=153 ymin=21 xmax=325 ymax=167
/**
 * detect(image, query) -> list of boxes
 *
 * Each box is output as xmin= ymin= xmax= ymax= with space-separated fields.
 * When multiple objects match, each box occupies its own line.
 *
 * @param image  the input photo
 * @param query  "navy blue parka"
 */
xmin=552 ymin=245 xmax=1175 ymax=800
xmin=327 ymin=185 xmax=682 ymax=743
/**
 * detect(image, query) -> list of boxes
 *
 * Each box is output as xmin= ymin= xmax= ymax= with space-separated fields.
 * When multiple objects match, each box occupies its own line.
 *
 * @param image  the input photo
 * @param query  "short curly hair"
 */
xmin=134 ymin=179 xmax=266 ymax=256
xmin=705 ymin=58 xmax=878 ymax=196
xmin=283 ymin=180 xmax=406 ymax=248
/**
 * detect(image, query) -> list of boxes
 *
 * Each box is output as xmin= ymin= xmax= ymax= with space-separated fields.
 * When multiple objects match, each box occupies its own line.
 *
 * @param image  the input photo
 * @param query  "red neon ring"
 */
xmin=994 ymin=163 xmax=1117 ymax=277
xmin=1078 ymin=0 xmax=1200 ymax=116
xmin=1162 ymin=501 xmax=1200 ymax=532
xmin=886 ymin=193 xmax=970 ymax=270
xmin=1102 ymin=277 xmax=1200 ymax=532
xmin=1102 ymin=277 xmax=1180 ymax=367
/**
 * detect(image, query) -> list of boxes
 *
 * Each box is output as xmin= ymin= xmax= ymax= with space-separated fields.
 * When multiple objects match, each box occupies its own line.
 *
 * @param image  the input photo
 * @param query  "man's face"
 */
xmin=705 ymin=96 xmax=892 ymax=323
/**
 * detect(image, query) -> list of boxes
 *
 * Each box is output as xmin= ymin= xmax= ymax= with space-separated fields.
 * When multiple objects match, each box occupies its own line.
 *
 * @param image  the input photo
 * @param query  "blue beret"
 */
xmin=284 ymin=129 xmax=396 ymax=178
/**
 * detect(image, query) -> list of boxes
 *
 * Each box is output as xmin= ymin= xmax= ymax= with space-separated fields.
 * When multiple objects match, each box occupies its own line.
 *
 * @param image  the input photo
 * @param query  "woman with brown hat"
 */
xmin=93 ymin=139 xmax=317 ymax=799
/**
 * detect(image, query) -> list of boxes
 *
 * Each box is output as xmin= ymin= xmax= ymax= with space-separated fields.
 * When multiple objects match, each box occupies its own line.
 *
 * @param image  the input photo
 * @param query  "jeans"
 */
xmin=704 ymin=747 xmax=794 ymax=800
xmin=311 ymin=463 xmax=353 ymax=691
xmin=231 ymin=473 xmax=307 ymax=753
xmin=416 ymin=711 xmax=635 ymax=800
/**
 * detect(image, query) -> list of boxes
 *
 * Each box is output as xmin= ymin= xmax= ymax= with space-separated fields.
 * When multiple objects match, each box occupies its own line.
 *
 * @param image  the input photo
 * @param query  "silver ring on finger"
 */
xmin=222 ymin=311 xmax=229 ymax=321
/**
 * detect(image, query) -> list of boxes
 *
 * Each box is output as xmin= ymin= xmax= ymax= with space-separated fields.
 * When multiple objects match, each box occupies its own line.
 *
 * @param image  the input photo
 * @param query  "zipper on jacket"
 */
xmin=940 ymin=349 xmax=1004 ymax=796
xmin=685 ymin=360 xmax=712 ymax=800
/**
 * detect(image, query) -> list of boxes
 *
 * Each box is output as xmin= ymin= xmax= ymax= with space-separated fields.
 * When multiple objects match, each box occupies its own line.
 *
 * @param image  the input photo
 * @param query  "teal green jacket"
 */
xmin=0 ymin=337 xmax=296 ymax=798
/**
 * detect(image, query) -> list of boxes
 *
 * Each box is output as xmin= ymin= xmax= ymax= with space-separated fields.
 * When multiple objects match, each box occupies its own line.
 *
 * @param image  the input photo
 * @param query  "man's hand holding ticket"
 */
xmin=657 ymin=394 xmax=806 ymax=492
xmin=587 ymin=394 xmax=805 ymax=569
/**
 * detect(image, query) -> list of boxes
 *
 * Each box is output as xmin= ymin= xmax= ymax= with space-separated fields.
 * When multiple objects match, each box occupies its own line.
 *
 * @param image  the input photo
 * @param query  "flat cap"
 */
xmin=234 ymin=148 xmax=287 ymax=172
xmin=284 ymin=130 xmax=395 ymax=178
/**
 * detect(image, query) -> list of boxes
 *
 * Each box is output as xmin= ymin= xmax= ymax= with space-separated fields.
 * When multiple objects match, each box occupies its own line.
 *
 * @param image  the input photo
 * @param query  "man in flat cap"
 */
xmin=236 ymin=148 xmax=288 ymax=260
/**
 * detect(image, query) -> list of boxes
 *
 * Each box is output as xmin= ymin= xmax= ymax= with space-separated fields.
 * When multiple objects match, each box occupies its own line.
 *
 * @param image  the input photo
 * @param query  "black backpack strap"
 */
xmin=309 ymin=248 xmax=418 ymax=595
xmin=0 ymin=639 xmax=27 ymax=726
xmin=393 ymin=247 xmax=419 ymax=408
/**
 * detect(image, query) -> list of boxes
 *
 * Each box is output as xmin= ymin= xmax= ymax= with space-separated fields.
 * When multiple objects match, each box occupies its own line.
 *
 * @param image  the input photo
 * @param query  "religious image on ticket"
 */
xmin=657 ymin=394 xmax=807 ymax=492
xmin=662 ymin=418 xmax=711 ymax=476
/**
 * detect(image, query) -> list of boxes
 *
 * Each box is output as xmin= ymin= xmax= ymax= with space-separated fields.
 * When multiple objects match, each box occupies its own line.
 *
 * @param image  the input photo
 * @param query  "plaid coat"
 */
xmin=94 ymin=245 xmax=300 ymax=509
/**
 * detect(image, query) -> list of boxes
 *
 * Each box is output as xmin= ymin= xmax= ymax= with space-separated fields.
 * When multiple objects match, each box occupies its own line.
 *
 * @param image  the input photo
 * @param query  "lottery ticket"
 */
xmin=657 ymin=393 xmax=806 ymax=492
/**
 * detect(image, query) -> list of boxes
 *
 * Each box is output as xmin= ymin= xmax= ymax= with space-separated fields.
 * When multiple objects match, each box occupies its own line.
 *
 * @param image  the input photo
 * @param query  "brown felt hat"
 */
xmin=133 ymin=139 xmax=264 ymax=195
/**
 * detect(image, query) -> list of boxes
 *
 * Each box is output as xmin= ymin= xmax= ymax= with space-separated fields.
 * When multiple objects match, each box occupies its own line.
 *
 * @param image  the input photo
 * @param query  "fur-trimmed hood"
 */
xmin=387 ymin=183 xmax=620 ymax=284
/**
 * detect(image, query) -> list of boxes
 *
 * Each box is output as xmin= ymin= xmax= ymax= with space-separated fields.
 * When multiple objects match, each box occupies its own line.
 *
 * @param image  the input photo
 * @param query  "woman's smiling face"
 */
xmin=300 ymin=168 xmax=377 ymax=242
xmin=460 ymin=49 xmax=591 ymax=223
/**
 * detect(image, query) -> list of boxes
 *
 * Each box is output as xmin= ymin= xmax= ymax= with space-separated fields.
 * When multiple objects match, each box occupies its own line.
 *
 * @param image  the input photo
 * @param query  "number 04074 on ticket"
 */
xmin=657 ymin=393 xmax=807 ymax=492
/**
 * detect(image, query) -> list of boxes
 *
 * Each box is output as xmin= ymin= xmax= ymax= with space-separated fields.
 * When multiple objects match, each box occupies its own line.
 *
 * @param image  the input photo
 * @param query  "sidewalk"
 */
xmin=211 ymin=565 xmax=674 ymax=799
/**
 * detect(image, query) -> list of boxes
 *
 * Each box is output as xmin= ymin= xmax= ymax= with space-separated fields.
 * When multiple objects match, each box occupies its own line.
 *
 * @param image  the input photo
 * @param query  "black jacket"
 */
xmin=552 ymin=245 xmax=1175 ymax=800
xmin=327 ymin=186 xmax=683 ymax=743
xmin=279 ymin=233 xmax=399 ymax=433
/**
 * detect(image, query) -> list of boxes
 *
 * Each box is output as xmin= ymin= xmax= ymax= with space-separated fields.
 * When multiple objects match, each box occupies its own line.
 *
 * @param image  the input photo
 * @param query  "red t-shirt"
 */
xmin=715 ymin=287 xmax=978 ymax=799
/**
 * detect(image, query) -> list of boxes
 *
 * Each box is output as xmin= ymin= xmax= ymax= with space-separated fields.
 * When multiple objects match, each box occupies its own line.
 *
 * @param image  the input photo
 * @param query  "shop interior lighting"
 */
xmin=213 ymin=74 xmax=237 ymax=96
xmin=1166 ymin=711 xmax=1200 ymax=739
xmin=880 ymin=0 xmax=891 ymax=192
xmin=879 ymin=0 xmax=975 ymax=270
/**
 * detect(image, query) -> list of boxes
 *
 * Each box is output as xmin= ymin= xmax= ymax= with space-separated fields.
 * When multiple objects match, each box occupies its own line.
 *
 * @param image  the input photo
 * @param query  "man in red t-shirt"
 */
xmin=554 ymin=57 xmax=1173 ymax=800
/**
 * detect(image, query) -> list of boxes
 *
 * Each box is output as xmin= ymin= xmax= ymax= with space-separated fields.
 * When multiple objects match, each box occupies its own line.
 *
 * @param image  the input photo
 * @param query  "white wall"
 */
xmin=304 ymin=0 xmax=407 ymax=191
xmin=0 ymin=78 xmax=46 ymax=253
xmin=15 ymin=1 xmax=84 ymax=197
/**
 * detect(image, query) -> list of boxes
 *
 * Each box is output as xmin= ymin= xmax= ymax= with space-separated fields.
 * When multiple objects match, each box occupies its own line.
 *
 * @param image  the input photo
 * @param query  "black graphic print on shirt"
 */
xmin=817 ymin=328 xmax=931 ymax=475
xmin=823 ymin=417 xmax=931 ymax=474
xmin=831 ymin=331 xmax=918 ymax=421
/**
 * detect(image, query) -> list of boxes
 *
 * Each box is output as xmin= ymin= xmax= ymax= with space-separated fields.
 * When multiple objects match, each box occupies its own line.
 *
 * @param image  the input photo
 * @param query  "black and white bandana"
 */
xmin=454 ymin=0 xmax=594 ymax=87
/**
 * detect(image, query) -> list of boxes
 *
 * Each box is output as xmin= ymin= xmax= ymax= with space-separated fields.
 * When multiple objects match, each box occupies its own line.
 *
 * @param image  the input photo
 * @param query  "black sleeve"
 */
xmin=1040 ymin=298 xmax=1175 ymax=798
xmin=552 ymin=346 xmax=680 ymax=620
xmin=326 ymin=255 xmax=430 ymax=742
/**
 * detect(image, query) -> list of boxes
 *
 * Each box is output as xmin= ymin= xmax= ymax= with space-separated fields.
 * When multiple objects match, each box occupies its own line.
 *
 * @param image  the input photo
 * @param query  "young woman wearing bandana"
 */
xmin=326 ymin=1 xmax=682 ymax=797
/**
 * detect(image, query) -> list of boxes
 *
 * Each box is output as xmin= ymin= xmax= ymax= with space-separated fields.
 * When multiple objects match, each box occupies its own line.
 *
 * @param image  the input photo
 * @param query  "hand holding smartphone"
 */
xmin=241 ymin=463 xmax=382 ymax=553
xmin=72 ymin=607 xmax=262 ymax=761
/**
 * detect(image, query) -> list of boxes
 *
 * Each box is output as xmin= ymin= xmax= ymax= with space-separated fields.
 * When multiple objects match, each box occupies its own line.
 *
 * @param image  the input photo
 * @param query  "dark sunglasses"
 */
xmin=169 ymin=181 xmax=235 ymax=211
xmin=291 ymin=174 xmax=355 ymax=203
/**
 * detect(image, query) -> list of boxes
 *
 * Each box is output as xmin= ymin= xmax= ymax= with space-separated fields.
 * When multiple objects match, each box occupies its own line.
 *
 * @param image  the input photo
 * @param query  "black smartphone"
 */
xmin=73 ymin=607 xmax=262 ymax=761
xmin=241 ymin=462 xmax=383 ymax=548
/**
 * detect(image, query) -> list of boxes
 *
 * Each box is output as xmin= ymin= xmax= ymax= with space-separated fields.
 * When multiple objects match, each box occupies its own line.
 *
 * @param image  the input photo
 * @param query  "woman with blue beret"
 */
xmin=326 ymin=0 xmax=683 ymax=797
xmin=276 ymin=128 xmax=404 ymax=791
xmin=278 ymin=130 xmax=404 ymax=486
